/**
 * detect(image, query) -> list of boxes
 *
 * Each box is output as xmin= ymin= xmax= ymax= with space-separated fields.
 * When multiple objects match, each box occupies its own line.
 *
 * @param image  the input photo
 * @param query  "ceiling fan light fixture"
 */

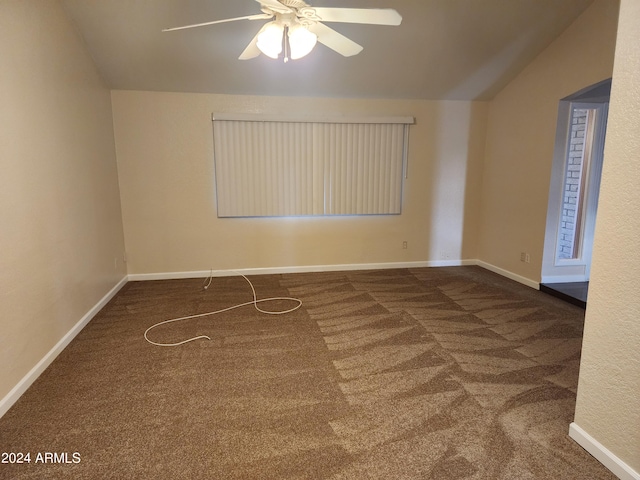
xmin=257 ymin=22 xmax=284 ymax=58
xmin=288 ymin=23 xmax=317 ymax=60
xmin=162 ymin=2 xmax=403 ymax=61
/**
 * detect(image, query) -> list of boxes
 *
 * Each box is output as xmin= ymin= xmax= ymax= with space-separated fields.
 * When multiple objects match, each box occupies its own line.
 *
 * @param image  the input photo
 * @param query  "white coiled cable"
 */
xmin=144 ymin=272 xmax=302 ymax=347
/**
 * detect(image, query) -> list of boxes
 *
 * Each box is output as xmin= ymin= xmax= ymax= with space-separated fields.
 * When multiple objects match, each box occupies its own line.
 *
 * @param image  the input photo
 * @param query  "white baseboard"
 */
xmin=541 ymin=274 xmax=589 ymax=284
xmin=475 ymin=260 xmax=540 ymax=290
xmin=127 ymin=260 xmax=538 ymax=290
xmin=569 ymin=423 xmax=640 ymax=480
xmin=127 ymin=259 xmax=478 ymax=281
xmin=0 ymin=276 xmax=128 ymax=419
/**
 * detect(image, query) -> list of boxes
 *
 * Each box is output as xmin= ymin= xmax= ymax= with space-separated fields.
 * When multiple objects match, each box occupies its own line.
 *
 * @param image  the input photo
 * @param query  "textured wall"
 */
xmin=111 ymin=92 xmax=488 ymax=275
xmin=574 ymin=0 xmax=640 ymax=472
xmin=477 ymin=0 xmax=618 ymax=282
xmin=0 ymin=0 xmax=126 ymax=402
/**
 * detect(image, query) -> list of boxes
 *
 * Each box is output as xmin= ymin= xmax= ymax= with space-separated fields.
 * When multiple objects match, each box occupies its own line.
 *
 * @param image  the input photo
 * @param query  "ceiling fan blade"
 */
xmin=255 ymin=0 xmax=292 ymax=14
xmin=311 ymin=8 xmax=402 ymax=26
xmin=307 ymin=22 xmax=363 ymax=57
xmin=162 ymin=13 xmax=271 ymax=32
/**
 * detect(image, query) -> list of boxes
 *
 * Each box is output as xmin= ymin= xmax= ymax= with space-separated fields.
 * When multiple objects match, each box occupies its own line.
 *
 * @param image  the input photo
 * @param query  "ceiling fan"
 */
xmin=163 ymin=0 xmax=402 ymax=62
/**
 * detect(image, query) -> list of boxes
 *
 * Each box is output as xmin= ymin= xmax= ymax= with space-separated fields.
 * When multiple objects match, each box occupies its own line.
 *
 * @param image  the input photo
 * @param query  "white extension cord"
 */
xmin=144 ymin=271 xmax=303 ymax=347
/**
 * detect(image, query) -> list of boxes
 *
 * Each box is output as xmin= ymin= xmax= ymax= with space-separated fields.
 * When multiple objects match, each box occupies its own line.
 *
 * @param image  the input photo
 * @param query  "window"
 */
xmin=212 ymin=114 xmax=413 ymax=217
xmin=556 ymin=103 xmax=606 ymax=263
xmin=557 ymin=107 xmax=595 ymax=259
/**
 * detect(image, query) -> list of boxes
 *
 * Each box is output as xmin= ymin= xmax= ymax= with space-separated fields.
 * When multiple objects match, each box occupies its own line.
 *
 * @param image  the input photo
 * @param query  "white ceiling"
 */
xmin=60 ymin=0 xmax=595 ymax=100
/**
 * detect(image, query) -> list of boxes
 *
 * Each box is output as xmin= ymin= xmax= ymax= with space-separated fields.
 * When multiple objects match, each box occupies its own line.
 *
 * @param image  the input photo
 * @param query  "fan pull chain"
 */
xmin=283 ymin=25 xmax=290 ymax=63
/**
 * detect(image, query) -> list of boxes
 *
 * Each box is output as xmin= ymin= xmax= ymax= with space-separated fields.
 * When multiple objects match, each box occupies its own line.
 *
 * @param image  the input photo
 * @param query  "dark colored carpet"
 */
xmin=0 ymin=266 xmax=615 ymax=479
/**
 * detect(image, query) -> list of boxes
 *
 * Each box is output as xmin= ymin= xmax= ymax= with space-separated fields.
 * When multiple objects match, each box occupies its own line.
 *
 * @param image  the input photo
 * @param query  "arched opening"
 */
xmin=540 ymin=79 xmax=611 ymax=307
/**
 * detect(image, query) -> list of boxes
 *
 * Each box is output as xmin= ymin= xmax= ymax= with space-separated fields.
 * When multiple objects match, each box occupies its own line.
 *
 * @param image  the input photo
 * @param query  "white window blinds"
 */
xmin=212 ymin=114 xmax=413 ymax=217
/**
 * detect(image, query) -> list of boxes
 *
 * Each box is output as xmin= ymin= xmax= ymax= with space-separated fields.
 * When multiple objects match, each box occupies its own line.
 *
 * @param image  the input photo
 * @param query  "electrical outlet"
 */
xmin=402 ymin=241 xmax=408 ymax=249
xmin=520 ymin=252 xmax=526 ymax=262
xmin=525 ymin=253 xmax=531 ymax=264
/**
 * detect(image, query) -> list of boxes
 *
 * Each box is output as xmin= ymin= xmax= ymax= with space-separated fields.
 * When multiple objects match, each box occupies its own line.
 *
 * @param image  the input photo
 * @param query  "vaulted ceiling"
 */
xmin=60 ymin=0 xmax=595 ymax=100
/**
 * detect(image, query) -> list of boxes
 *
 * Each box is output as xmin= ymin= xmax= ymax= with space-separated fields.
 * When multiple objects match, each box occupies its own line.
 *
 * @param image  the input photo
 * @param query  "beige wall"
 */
xmin=574 ymin=0 xmax=640 ymax=472
xmin=477 ymin=0 xmax=619 ymax=282
xmin=0 ymin=0 xmax=126 ymax=402
xmin=112 ymin=92 xmax=487 ymax=275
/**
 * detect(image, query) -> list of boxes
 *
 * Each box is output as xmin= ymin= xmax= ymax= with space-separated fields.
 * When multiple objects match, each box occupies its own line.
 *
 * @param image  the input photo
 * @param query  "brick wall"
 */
xmin=558 ymin=108 xmax=588 ymax=259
